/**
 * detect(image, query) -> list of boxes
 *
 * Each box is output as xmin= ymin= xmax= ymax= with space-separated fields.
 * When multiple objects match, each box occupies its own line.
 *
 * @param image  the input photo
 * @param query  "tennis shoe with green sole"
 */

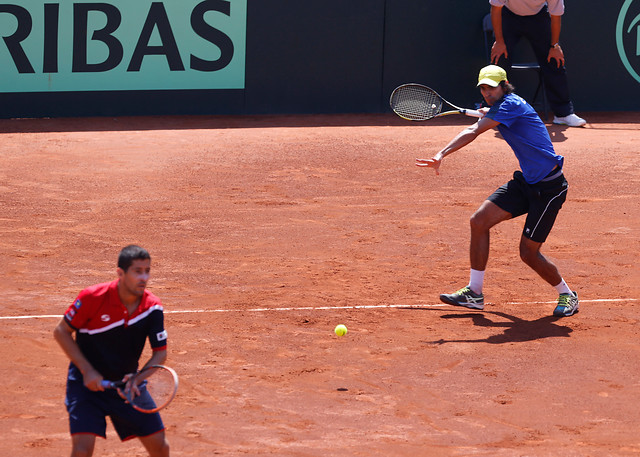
xmin=439 ymin=286 xmax=484 ymax=310
xmin=553 ymin=292 xmax=579 ymax=317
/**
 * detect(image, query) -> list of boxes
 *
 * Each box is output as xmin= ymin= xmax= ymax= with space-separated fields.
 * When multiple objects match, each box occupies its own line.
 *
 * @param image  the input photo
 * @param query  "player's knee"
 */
xmin=71 ymin=435 xmax=96 ymax=457
xmin=146 ymin=438 xmax=170 ymax=457
xmin=519 ymin=242 xmax=538 ymax=266
xmin=469 ymin=211 xmax=489 ymax=232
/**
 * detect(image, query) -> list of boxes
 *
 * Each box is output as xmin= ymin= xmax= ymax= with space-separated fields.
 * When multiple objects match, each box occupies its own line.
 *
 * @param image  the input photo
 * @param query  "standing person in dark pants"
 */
xmin=489 ymin=0 xmax=586 ymax=127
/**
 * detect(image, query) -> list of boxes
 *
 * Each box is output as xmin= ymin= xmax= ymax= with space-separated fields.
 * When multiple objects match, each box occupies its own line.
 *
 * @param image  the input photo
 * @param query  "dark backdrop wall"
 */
xmin=0 ymin=0 xmax=638 ymax=118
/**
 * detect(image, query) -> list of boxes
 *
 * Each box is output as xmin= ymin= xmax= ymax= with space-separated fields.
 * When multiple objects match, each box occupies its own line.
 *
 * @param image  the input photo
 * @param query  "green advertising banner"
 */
xmin=0 ymin=0 xmax=247 ymax=92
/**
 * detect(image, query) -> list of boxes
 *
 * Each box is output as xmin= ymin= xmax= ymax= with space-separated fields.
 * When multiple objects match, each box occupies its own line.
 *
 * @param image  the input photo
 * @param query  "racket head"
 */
xmin=127 ymin=365 xmax=178 ymax=414
xmin=390 ymin=84 xmax=443 ymax=121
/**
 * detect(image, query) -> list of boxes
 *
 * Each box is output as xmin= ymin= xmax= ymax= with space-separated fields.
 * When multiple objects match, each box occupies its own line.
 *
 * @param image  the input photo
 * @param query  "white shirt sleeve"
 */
xmin=489 ymin=0 xmax=565 ymax=16
xmin=546 ymin=0 xmax=565 ymax=16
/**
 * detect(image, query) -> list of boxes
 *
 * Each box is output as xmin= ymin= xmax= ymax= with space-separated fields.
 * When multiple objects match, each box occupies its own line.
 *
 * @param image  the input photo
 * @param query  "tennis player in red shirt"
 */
xmin=54 ymin=245 xmax=170 ymax=457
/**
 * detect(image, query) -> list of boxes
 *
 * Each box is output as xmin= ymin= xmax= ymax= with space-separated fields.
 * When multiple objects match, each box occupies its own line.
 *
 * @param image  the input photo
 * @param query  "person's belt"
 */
xmin=540 ymin=166 xmax=563 ymax=182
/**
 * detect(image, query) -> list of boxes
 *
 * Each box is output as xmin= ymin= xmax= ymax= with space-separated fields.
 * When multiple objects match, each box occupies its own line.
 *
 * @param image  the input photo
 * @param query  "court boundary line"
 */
xmin=0 ymin=298 xmax=636 ymax=320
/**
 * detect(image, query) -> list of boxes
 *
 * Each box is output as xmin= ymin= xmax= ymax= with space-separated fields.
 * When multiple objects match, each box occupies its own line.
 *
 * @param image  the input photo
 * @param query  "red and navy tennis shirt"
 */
xmin=64 ymin=279 xmax=167 ymax=381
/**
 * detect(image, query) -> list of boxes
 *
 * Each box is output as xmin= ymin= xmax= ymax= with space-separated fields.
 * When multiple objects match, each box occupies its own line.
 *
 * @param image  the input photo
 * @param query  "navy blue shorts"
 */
xmin=488 ymin=170 xmax=568 ymax=243
xmin=65 ymin=376 xmax=165 ymax=441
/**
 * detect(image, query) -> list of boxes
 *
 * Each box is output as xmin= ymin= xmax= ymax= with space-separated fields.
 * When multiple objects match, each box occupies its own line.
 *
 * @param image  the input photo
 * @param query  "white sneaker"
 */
xmin=553 ymin=113 xmax=587 ymax=127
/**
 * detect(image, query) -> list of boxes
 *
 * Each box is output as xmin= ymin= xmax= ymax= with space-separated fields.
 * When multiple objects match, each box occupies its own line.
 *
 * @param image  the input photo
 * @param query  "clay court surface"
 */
xmin=0 ymin=112 xmax=639 ymax=456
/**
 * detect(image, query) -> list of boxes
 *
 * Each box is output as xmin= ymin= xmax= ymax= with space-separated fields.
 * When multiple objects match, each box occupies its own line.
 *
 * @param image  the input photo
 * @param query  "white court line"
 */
xmin=0 ymin=298 xmax=637 ymax=320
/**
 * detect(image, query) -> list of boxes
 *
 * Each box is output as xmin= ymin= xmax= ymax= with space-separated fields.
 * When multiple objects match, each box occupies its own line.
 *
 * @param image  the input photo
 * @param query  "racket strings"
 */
xmin=130 ymin=367 xmax=178 ymax=413
xmin=391 ymin=85 xmax=443 ymax=121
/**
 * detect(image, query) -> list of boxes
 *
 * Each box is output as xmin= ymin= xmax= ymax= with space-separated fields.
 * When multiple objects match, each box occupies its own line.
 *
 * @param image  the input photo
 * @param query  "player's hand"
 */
xmin=83 ymin=369 xmax=104 ymax=391
xmin=477 ymin=107 xmax=490 ymax=118
xmin=120 ymin=373 xmax=140 ymax=401
xmin=112 ymin=373 xmax=138 ymax=401
xmin=547 ymin=46 xmax=565 ymax=67
xmin=416 ymin=156 xmax=442 ymax=175
xmin=491 ymin=41 xmax=508 ymax=64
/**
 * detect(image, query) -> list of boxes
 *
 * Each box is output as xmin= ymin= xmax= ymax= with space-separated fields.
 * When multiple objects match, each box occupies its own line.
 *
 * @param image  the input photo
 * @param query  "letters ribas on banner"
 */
xmin=0 ymin=0 xmax=247 ymax=92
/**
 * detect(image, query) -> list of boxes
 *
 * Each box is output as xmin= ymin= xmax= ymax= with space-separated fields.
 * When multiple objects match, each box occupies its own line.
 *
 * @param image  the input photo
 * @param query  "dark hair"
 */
xmin=118 ymin=245 xmax=151 ymax=272
xmin=500 ymin=80 xmax=515 ymax=94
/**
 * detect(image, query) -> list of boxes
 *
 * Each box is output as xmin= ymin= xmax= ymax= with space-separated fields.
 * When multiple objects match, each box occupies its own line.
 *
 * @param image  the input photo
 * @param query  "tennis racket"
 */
xmin=102 ymin=365 xmax=178 ymax=413
xmin=390 ymin=83 xmax=482 ymax=121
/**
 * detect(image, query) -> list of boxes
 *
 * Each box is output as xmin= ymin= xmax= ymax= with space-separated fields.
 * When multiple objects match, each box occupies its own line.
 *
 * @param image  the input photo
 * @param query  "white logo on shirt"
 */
xmin=156 ymin=330 xmax=168 ymax=341
xmin=100 ymin=314 xmax=111 ymax=322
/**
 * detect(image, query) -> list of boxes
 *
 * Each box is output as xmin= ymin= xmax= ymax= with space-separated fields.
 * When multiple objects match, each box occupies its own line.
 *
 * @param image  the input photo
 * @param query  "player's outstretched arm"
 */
xmin=416 ymin=115 xmax=498 ymax=174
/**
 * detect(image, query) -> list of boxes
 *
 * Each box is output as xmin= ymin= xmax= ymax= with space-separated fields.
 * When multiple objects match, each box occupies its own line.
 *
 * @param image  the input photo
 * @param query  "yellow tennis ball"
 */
xmin=334 ymin=324 xmax=348 ymax=337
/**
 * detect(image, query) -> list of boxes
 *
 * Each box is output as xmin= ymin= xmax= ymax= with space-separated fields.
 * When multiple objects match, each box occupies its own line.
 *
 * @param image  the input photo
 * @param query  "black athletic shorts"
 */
xmin=66 ymin=374 xmax=165 ymax=441
xmin=488 ymin=169 xmax=568 ymax=243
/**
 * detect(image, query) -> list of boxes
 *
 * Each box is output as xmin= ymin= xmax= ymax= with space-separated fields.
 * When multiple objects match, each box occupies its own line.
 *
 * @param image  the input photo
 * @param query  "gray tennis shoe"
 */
xmin=553 ymin=292 xmax=579 ymax=317
xmin=440 ymin=286 xmax=484 ymax=310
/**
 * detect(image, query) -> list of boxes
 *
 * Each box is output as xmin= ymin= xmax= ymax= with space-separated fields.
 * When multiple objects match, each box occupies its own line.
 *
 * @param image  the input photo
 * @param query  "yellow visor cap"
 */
xmin=477 ymin=65 xmax=508 ymax=87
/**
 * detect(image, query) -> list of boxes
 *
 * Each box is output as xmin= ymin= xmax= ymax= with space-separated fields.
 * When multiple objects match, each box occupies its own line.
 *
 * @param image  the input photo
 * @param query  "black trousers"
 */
xmin=496 ymin=6 xmax=574 ymax=117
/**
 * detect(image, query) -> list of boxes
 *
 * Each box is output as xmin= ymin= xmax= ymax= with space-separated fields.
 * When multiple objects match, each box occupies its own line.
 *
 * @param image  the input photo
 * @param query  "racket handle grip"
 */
xmin=462 ymin=109 xmax=483 ymax=118
xmin=101 ymin=380 xmax=124 ymax=389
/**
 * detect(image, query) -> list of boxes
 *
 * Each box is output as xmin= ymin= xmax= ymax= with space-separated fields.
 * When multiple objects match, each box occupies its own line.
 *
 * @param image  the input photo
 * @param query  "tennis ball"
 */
xmin=334 ymin=324 xmax=348 ymax=337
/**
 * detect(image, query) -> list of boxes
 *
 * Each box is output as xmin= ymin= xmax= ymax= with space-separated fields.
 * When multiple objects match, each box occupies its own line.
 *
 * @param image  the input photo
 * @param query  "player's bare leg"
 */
xmin=439 ymin=200 xmax=511 ymax=310
xmin=520 ymin=235 xmax=579 ymax=316
xmin=139 ymin=431 xmax=170 ymax=457
xmin=519 ymin=236 xmax=562 ymax=286
xmin=469 ymin=200 xmax=512 ymax=270
xmin=70 ymin=434 xmax=96 ymax=457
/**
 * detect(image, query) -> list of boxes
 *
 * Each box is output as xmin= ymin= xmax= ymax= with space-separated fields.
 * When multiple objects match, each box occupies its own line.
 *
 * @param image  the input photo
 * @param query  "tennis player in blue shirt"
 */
xmin=416 ymin=65 xmax=578 ymax=317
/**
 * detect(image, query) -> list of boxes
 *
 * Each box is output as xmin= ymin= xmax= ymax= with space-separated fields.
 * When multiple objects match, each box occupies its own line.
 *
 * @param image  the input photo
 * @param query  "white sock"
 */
xmin=469 ymin=269 xmax=485 ymax=294
xmin=554 ymin=279 xmax=573 ymax=295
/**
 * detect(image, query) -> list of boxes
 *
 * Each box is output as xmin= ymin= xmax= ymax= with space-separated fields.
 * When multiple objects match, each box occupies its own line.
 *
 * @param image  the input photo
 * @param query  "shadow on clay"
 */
xmin=419 ymin=310 xmax=574 ymax=345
